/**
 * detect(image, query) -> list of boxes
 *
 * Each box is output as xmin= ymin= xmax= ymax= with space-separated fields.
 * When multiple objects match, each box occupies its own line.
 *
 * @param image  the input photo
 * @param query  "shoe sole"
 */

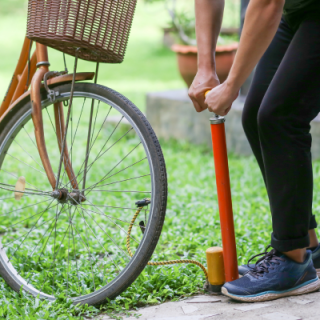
xmin=222 ymin=278 xmax=320 ymax=302
xmin=239 ymin=268 xmax=320 ymax=278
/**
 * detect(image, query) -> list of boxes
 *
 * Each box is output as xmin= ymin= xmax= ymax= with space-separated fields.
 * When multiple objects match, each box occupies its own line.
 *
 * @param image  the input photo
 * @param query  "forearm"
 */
xmin=195 ymin=0 xmax=224 ymax=71
xmin=227 ymin=0 xmax=284 ymax=91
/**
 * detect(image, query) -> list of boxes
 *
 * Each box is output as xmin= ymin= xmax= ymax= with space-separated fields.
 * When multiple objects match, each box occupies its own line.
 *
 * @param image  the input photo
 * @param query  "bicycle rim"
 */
xmin=0 ymin=83 xmax=167 ymax=304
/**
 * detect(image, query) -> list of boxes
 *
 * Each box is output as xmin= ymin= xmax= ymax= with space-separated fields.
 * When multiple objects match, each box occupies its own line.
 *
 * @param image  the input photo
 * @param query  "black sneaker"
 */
xmin=223 ymin=249 xmax=320 ymax=302
xmin=239 ymin=244 xmax=320 ymax=277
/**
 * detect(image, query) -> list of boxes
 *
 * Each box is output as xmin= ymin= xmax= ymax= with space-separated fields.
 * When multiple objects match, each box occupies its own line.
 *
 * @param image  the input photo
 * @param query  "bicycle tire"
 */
xmin=0 ymin=82 xmax=167 ymax=306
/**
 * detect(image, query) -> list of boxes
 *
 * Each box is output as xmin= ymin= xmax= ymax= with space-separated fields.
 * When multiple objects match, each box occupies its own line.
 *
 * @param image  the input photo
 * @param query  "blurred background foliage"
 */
xmin=0 ymin=0 xmax=240 ymax=111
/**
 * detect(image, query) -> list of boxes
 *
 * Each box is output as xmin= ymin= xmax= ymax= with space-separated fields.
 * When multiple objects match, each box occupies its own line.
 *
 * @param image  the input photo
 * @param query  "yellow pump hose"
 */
xmin=126 ymin=205 xmax=208 ymax=279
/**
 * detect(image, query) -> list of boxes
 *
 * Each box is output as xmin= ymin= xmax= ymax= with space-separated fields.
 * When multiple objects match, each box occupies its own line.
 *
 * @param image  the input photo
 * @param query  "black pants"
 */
xmin=242 ymin=11 xmax=320 ymax=252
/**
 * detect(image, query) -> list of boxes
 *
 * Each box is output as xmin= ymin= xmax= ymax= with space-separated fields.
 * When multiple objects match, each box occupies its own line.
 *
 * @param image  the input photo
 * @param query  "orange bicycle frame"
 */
xmin=0 ymin=37 xmax=94 ymax=190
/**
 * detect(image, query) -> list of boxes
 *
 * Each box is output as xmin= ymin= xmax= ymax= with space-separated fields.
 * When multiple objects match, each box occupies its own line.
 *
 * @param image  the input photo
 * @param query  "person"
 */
xmin=189 ymin=0 xmax=320 ymax=302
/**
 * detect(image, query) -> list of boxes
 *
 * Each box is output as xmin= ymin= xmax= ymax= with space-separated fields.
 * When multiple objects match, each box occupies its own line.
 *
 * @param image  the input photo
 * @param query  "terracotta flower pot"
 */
xmin=171 ymin=43 xmax=238 ymax=88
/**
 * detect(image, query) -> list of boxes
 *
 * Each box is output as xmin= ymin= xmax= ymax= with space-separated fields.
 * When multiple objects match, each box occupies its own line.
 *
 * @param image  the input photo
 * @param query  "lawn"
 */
xmin=1 ymin=1 xmax=320 ymax=320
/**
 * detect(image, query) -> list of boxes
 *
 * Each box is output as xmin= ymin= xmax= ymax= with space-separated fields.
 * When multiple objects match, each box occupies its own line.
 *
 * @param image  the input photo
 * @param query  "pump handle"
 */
xmin=204 ymin=89 xmax=220 ymax=119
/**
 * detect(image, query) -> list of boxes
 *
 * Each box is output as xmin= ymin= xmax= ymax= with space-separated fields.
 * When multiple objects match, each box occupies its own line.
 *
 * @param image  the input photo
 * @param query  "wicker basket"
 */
xmin=27 ymin=0 xmax=137 ymax=63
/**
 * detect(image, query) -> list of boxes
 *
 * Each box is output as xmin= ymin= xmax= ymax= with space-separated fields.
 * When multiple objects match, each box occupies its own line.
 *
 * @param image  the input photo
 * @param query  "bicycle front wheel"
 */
xmin=0 ymin=83 xmax=167 ymax=305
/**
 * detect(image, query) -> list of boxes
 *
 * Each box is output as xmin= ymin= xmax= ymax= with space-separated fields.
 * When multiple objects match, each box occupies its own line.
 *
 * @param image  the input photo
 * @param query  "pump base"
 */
xmin=204 ymin=280 xmax=223 ymax=294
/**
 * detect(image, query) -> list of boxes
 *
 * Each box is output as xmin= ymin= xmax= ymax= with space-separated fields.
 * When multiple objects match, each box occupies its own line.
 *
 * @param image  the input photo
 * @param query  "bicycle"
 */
xmin=0 ymin=0 xmax=168 ymax=306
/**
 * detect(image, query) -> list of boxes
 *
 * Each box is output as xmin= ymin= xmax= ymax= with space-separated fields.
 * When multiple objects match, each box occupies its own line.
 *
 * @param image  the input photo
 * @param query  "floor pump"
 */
xmin=205 ymin=91 xmax=239 ymax=293
xmin=127 ymin=93 xmax=239 ymax=294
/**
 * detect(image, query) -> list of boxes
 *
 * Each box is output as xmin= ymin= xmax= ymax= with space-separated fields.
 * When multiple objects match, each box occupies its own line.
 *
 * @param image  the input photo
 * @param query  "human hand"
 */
xmin=204 ymin=80 xmax=239 ymax=116
xmin=188 ymin=70 xmax=220 ymax=112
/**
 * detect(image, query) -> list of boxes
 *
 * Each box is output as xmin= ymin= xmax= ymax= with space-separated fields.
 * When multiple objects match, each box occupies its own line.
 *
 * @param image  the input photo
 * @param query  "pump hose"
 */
xmin=126 ymin=206 xmax=208 ymax=279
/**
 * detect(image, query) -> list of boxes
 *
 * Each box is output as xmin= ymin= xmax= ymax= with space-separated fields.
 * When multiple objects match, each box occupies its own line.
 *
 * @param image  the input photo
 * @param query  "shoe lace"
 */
xmin=247 ymin=245 xmax=285 ymax=278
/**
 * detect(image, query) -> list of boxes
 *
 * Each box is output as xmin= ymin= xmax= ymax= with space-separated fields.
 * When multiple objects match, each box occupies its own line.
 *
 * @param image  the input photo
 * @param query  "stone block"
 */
xmin=146 ymin=89 xmax=250 ymax=155
xmin=146 ymin=89 xmax=320 ymax=159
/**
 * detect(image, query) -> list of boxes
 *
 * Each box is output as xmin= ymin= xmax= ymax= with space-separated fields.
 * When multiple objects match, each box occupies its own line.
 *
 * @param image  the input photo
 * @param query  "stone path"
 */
xmin=96 ymin=291 xmax=320 ymax=320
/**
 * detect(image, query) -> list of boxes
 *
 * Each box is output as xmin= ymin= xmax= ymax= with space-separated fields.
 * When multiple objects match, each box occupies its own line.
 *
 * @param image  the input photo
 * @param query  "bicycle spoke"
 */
xmin=84 ymin=115 xmax=125 ymax=171
xmin=87 ymin=105 xmax=112 ymax=157
xmin=82 ymin=97 xmax=97 ymax=192
xmin=0 ymin=181 xmax=50 ymax=195
xmin=7 ymin=199 xmax=56 ymax=259
xmin=0 ymin=185 xmax=50 ymax=197
xmin=52 ymin=205 xmax=60 ymax=289
xmin=72 ymin=223 xmax=97 ymax=290
xmin=1 ymin=201 xmax=55 ymax=232
xmin=54 ymin=99 xmax=86 ymax=190
xmin=54 ymin=102 xmax=79 ymax=190
xmin=55 ymin=54 xmax=79 ymax=189
xmin=2 ymin=215 xmax=56 ymax=249
xmin=0 ymin=182 xmax=50 ymax=194
xmin=81 ymin=203 xmax=140 ymax=211
xmin=22 ymin=126 xmax=39 ymax=152
xmin=72 ymin=210 xmax=96 ymax=291
xmin=12 ymin=140 xmax=45 ymax=172
xmin=66 ymin=206 xmax=71 ymax=294
xmin=63 ymin=115 xmax=125 ymax=189
xmin=67 ymin=198 xmax=132 ymax=260
xmin=80 ymin=197 xmax=140 ymax=246
xmin=83 ymin=142 xmax=142 ymax=194
xmin=89 ymin=189 xmax=151 ymax=194
xmin=89 ymin=101 xmax=100 ymax=149
xmin=70 ymin=209 xmax=82 ymax=295
xmin=71 ymin=97 xmax=73 ymax=169
xmin=80 ymin=203 xmax=145 ymax=226
xmin=0 ymin=87 xmax=161 ymax=301
xmin=80 ymin=212 xmax=131 ymax=262
xmin=76 ymin=207 xmax=119 ymax=284
xmin=38 ymin=205 xmax=77 ymax=294
xmin=24 ymin=206 xmax=65 ymax=284
xmin=45 ymin=107 xmax=57 ymax=136
xmin=84 ymin=157 xmax=148 ymax=194
xmin=0 ymin=169 xmax=41 ymax=190
xmin=0 ymin=196 xmax=16 ymax=201
xmin=92 ymin=174 xmax=151 ymax=189
xmin=6 ymin=153 xmax=47 ymax=176
xmin=0 ymin=198 xmax=52 ymax=218
xmin=68 ymin=97 xmax=86 ymax=164
xmin=39 ymin=223 xmax=72 ymax=294
xmin=79 ymin=127 xmax=134 ymax=185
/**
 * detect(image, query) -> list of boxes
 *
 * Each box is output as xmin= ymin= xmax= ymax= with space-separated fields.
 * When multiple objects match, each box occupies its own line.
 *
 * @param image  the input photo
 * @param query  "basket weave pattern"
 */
xmin=27 ymin=0 xmax=137 ymax=63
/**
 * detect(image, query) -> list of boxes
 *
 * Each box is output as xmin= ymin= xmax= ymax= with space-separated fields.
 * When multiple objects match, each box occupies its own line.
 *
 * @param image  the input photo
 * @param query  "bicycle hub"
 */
xmin=51 ymin=188 xmax=86 ymax=204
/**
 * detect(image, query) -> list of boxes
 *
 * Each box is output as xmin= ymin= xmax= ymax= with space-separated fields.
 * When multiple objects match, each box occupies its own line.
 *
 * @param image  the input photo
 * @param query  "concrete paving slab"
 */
xmin=261 ymin=312 xmax=302 ymax=320
xmin=181 ymin=305 xmax=199 ymax=314
xmin=288 ymin=297 xmax=314 ymax=305
xmin=96 ymin=291 xmax=320 ymax=320
xmin=186 ymin=296 xmax=221 ymax=303
xmin=234 ymin=303 xmax=271 ymax=312
xmin=152 ymin=315 xmax=221 ymax=320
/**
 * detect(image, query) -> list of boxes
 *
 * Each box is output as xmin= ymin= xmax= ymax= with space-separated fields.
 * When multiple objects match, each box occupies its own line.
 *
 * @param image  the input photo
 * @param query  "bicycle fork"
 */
xmin=30 ymin=43 xmax=79 ymax=191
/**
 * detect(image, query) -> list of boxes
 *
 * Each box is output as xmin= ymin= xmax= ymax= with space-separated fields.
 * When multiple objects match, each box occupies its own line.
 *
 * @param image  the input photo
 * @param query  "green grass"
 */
xmin=1 ymin=1 xmax=313 ymax=320
xmin=0 ymin=0 xmax=240 ymax=112
xmin=3 ymin=126 xmax=320 ymax=319
xmin=0 ymin=0 xmax=184 ymax=112
xmin=0 ymin=134 xmax=273 ymax=319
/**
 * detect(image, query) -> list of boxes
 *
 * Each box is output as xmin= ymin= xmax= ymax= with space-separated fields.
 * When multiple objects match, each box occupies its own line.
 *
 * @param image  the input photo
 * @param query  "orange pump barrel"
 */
xmin=205 ymin=90 xmax=238 ymax=282
xmin=210 ymin=118 xmax=238 ymax=282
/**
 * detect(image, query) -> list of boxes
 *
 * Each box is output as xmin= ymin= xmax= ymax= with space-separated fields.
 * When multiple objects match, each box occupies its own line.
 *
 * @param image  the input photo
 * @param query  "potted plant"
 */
xmin=165 ymin=0 xmax=239 ymax=87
